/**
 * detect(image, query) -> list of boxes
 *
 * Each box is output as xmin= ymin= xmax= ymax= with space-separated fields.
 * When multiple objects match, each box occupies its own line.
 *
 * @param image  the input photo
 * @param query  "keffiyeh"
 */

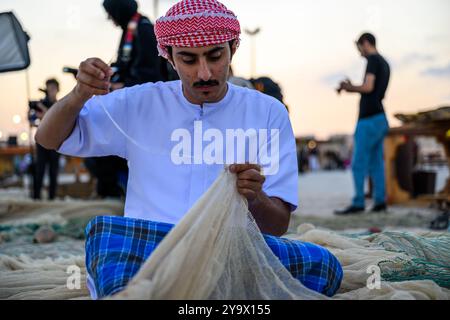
xmin=155 ymin=0 xmax=241 ymax=59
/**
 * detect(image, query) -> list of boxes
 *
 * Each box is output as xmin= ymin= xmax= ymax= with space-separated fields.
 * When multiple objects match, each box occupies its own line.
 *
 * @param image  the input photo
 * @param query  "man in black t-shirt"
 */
xmin=335 ymin=33 xmax=390 ymax=215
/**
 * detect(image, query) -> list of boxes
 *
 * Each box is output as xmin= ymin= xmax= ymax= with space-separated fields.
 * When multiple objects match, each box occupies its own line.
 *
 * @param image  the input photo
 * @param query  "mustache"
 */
xmin=193 ymin=80 xmax=219 ymax=87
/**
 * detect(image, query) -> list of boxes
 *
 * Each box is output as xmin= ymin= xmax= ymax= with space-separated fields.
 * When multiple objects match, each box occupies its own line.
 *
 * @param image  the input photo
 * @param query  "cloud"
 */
xmin=425 ymin=34 xmax=450 ymax=44
xmin=390 ymin=52 xmax=435 ymax=69
xmin=400 ymin=53 xmax=435 ymax=65
xmin=422 ymin=63 xmax=450 ymax=79
xmin=321 ymin=72 xmax=347 ymax=87
xmin=320 ymin=62 xmax=365 ymax=87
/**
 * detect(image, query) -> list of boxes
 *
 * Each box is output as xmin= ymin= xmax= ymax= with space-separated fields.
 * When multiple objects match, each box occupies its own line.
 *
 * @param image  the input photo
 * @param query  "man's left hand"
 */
xmin=229 ymin=164 xmax=265 ymax=201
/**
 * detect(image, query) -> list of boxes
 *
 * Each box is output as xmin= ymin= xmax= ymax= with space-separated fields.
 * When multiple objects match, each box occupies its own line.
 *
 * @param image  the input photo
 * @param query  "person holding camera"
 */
xmin=83 ymin=0 xmax=173 ymax=199
xmin=103 ymin=0 xmax=167 ymax=88
xmin=31 ymin=78 xmax=61 ymax=200
xmin=334 ymin=33 xmax=390 ymax=215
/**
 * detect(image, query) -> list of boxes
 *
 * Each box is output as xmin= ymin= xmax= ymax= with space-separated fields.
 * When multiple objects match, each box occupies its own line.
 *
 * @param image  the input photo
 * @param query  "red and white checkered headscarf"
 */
xmin=155 ymin=0 xmax=241 ymax=59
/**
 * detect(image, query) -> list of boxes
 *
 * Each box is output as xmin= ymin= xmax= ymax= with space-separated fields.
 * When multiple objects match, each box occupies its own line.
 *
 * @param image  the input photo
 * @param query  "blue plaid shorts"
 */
xmin=85 ymin=216 xmax=343 ymax=298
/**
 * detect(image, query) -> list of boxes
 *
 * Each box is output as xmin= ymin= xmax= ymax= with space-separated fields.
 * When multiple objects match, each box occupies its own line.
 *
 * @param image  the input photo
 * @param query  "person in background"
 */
xmin=251 ymin=76 xmax=289 ymax=112
xmin=228 ymin=66 xmax=254 ymax=89
xmin=32 ymin=78 xmax=61 ymax=200
xmin=335 ymin=32 xmax=390 ymax=215
xmin=103 ymin=0 xmax=165 ymax=88
xmin=86 ymin=0 xmax=170 ymax=199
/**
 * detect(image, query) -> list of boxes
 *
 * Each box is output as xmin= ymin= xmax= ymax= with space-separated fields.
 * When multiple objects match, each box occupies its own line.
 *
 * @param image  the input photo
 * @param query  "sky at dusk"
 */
xmin=1 ymin=0 xmax=449 ymax=142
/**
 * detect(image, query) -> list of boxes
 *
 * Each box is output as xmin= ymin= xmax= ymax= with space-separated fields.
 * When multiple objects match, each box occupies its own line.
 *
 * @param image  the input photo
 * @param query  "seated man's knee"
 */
xmin=267 ymin=237 xmax=344 ymax=297
xmin=317 ymin=247 xmax=343 ymax=297
xmin=297 ymin=242 xmax=343 ymax=297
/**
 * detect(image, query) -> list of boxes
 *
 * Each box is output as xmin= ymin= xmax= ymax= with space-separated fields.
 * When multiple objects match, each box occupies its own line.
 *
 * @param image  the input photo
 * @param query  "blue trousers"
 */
xmin=351 ymin=113 xmax=389 ymax=207
xmin=85 ymin=216 xmax=343 ymax=299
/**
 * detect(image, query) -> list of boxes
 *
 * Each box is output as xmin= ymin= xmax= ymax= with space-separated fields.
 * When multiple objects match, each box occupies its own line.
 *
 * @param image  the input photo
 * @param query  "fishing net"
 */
xmin=112 ymin=168 xmax=325 ymax=300
xmin=0 ymin=199 xmax=123 ymax=245
xmin=0 ymin=198 xmax=121 ymax=300
xmin=1 ymin=209 xmax=449 ymax=299
xmin=289 ymin=227 xmax=450 ymax=299
xmin=374 ymin=232 xmax=450 ymax=288
xmin=0 ymin=254 xmax=89 ymax=300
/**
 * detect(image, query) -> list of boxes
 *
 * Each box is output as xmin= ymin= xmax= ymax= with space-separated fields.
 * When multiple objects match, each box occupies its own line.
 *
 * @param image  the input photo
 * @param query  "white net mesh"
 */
xmin=112 ymin=168 xmax=325 ymax=300
xmin=1 ymin=191 xmax=449 ymax=299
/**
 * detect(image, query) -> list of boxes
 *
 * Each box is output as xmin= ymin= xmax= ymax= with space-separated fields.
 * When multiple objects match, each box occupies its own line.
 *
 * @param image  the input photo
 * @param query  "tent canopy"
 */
xmin=0 ymin=11 xmax=30 ymax=73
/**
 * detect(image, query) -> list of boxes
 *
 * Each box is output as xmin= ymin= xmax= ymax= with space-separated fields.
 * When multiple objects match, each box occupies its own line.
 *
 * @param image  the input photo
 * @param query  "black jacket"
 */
xmin=113 ymin=15 xmax=164 ymax=86
xmin=41 ymin=96 xmax=55 ymax=109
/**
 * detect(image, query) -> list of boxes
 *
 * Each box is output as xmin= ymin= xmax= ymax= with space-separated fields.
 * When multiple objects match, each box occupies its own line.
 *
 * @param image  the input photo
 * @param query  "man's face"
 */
xmin=356 ymin=41 xmax=369 ymax=57
xmin=169 ymin=42 xmax=237 ymax=105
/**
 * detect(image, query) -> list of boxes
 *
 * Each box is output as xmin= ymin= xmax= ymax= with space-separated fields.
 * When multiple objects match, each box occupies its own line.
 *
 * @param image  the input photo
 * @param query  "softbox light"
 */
xmin=0 ymin=11 xmax=30 ymax=73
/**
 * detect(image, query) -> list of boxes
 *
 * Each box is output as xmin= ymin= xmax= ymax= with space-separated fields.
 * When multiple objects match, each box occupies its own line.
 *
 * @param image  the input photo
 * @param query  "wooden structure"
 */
xmin=0 ymin=145 xmax=95 ymax=198
xmin=385 ymin=106 xmax=450 ymax=205
xmin=0 ymin=146 xmax=30 ymax=184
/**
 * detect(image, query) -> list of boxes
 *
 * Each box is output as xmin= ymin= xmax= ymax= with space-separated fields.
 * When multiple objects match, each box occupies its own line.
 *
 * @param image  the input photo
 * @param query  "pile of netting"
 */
xmin=375 ymin=232 xmax=450 ymax=288
xmin=0 ymin=198 xmax=123 ymax=299
xmin=288 ymin=225 xmax=450 ymax=299
xmin=0 ymin=198 xmax=123 ymax=244
xmin=0 ymin=170 xmax=449 ymax=300
xmin=0 ymin=254 xmax=89 ymax=300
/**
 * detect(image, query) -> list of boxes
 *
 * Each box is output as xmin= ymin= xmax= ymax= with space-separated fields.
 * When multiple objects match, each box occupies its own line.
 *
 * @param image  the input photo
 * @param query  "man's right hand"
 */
xmin=336 ymin=77 xmax=351 ymax=95
xmin=35 ymin=58 xmax=114 ymax=150
xmin=73 ymin=58 xmax=114 ymax=101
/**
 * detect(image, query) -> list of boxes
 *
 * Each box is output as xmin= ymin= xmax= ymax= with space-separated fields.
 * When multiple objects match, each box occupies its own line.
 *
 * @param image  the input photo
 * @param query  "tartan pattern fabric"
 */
xmin=154 ymin=0 xmax=241 ymax=58
xmin=85 ymin=216 xmax=343 ymax=298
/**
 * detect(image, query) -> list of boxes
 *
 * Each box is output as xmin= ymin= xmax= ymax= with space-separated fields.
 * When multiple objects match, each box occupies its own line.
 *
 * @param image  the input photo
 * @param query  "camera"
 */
xmin=28 ymin=100 xmax=42 ymax=126
xmin=63 ymin=65 xmax=120 ymax=83
xmin=28 ymin=100 xmax=41 ymax=111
